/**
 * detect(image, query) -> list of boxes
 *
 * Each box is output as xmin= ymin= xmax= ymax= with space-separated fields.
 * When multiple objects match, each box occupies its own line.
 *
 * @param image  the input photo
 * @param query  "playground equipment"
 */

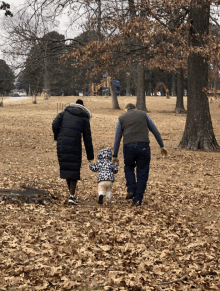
xmin=89 ymin=76 xmax=120 ymax=96
xmin=90 ymin=83 xmax=101 ymax=96
xmin=153 ymin=82 xmax=170 ymax=98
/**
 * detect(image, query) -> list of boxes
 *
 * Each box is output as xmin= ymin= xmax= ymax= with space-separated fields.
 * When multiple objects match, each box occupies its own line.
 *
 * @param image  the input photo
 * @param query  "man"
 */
xmin=113 ymin=103 xmax=167 ymax=206
xmin=52 ymin=99 xmax=94 ymax=205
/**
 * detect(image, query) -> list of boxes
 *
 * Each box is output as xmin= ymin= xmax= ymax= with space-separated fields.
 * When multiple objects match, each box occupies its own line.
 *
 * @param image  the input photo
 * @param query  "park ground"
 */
xmin=0 ymin=95 xmax=220 ymax=291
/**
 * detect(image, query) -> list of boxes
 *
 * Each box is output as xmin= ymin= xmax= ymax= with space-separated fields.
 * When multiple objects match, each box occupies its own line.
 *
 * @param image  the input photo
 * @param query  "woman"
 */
xmin=52 ymin=99 xmax=94 ymax=205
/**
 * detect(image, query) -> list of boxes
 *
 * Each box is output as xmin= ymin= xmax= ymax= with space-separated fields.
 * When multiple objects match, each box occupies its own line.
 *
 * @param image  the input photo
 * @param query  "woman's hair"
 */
xmin=76 ymin=99 xmax=84 ymax=106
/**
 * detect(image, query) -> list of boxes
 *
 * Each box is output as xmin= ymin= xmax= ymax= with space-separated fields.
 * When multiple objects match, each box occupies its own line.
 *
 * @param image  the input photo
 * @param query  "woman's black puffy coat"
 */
xmin=52 ymin=104 xmax=94 ymax=180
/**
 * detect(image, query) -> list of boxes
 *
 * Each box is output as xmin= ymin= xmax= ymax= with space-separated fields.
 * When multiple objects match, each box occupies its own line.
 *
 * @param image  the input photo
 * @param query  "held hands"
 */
xmin=113 ymin=157 xmax=119 ymax=166
xmin=161 ymin=147 xmax=168 ymax=158
xmin=89 ymin=160 xmax=94 ymax=165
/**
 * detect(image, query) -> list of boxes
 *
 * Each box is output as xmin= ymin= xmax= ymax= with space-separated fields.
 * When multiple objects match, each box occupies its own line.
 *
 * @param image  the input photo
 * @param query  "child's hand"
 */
xmin=89 ymin=160 xmax=95 ymax=165
xmin=113 ymin=157 xmax=119 ymax=166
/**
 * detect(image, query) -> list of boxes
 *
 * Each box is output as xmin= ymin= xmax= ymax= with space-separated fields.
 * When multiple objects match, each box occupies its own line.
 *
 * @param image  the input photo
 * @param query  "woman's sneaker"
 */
xmin=68 ymin=195 xmax=78 ymax=205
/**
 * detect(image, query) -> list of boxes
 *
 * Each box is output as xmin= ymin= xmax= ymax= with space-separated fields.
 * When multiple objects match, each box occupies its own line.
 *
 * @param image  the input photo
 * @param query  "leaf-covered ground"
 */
xmin=0 ymin=96 xmax=220 ymax=291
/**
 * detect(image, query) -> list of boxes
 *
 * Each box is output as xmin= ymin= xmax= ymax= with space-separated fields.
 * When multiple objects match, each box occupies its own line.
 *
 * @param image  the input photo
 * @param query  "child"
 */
xmin=89 ymin=147 xmax=118 ymax=205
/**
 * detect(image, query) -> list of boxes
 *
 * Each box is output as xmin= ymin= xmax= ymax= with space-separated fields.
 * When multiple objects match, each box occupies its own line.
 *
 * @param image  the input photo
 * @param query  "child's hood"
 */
xmin=97 ymin=147 xmax=112 ymax=160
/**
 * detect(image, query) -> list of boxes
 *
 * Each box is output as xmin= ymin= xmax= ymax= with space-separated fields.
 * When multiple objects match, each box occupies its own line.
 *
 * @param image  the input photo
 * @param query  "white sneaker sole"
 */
xmin=68 ymin=199 xmax=78 ymax=205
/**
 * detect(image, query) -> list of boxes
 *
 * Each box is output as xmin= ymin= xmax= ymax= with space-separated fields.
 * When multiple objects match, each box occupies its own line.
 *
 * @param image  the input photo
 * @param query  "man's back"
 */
xmin=119 ymin=109 xmax=150 ymax=144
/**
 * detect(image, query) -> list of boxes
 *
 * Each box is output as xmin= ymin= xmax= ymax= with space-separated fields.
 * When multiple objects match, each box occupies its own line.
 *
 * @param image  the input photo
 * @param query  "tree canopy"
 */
xmin=17 ymin=30 xmax=103 ymax=96
xmin=0 ymin=59 xmax=15 ymax=95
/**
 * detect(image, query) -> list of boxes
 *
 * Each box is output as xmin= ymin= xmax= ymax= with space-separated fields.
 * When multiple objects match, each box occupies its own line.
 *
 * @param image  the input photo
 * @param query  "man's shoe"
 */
xmin=98 ymin=195 xmax=104 ymax=205
xmin=126 ymin=192 xmax=134 ymax=199
xmin=68 ymin=195 xmax=78 ymax=205
xmin=132 ymin=201 xmax=141 ymax=207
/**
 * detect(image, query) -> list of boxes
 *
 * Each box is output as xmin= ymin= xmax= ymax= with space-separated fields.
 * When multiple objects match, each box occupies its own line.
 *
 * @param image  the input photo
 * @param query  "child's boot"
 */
xmin=98 ymin=194 xmax=104 ymax=205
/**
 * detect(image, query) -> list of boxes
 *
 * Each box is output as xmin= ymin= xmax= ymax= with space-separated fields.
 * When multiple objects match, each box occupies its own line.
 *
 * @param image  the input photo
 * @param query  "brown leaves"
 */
xmin=0 ymin=96 xmax=220 ymax=290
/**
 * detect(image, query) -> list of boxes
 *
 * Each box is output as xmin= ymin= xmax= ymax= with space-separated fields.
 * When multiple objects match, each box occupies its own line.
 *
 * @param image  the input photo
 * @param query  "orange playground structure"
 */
xmin=90 ymin=76 xmax=111 ymax=96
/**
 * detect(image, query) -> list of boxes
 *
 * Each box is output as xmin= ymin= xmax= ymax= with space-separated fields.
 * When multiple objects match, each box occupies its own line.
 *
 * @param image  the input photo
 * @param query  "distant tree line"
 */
xmin=16 ymin=30 xmax=103 ymax=96
xmin=15 ymin=29 xmax=190 ymax=97
xmin=1 ymin=28 xmax=218 ymax=99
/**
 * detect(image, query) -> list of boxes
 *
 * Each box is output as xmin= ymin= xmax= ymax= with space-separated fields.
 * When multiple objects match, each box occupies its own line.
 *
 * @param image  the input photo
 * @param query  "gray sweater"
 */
xmin=113 ymin=109 xmax=164 ymax=157
xmin=119 ymin=109 xmax=150 ymax=145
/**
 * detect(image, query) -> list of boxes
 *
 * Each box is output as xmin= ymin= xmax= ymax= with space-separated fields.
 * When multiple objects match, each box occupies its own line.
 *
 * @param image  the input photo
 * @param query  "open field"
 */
xmin=0 ymin=95 xmax=220 ymax=290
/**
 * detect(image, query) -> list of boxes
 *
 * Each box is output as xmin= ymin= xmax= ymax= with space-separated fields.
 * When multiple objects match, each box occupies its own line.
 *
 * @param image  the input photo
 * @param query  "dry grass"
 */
xmin=0 ymin=95 xmax=220 ymax=290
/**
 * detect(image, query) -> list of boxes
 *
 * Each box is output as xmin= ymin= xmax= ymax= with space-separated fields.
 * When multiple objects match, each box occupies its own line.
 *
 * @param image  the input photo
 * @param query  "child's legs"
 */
xmin=105 ymin=181 xmax=113 ymax=200
xmin=98 ymin=181 xmax=106 ymax=196
xmin=98 ymin=181 xmax=113 ymax=197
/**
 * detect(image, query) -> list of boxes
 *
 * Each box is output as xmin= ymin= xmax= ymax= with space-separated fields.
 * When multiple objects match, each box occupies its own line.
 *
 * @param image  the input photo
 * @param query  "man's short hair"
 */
xmin=125 ymin=103 xmax=136 ymax=110
xmin=76 ymin=99 xmax=84 ymax=106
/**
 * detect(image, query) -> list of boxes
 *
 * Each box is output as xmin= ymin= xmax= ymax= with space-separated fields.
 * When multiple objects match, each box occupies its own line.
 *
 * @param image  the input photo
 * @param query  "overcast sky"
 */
xmin=4 ymin=0 xmax=83 ymax=38
xmin=0 ymin=0 xmax=83 ymax=64
xmin=0 ymin=0 xmax=82 ymax=73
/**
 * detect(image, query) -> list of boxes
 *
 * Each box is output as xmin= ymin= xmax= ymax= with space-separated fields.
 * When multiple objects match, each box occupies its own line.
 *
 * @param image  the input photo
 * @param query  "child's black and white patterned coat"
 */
xmin=89 ymin=147 xmax=118 ymax=182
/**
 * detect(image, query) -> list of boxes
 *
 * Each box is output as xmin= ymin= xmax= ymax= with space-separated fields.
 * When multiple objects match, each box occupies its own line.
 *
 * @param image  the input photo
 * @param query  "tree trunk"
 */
xmin=179 ymin=3 xmax=219 ymax=150
xmin=136 ymin=62 xmax=147 ymax=111
xmin=128 ymin=1 xmax=147 ymax=110
xmin=213 ymin=66 xmax=218 ymax=97
xmin=128 ymin=0 xmax=136 ymax=16
xmin=214 ymin=69 xmax=218 ymax=90
xmin=171 ymin=72 xmax=176 ymax=96
xmin=44 ymin=42 xmax=50 ymax=92
xmin=126 ymin=71 xmax=131 ymax=96
xmin=175 ymin=68 xmax=186 ymax=113
xmin=147 ymin=82 xmax=152 ymax=96
xmin=109 ymin=79 xmax=120 ymax=109
xmin=96 ymin=0 xmax=102 ymax=40
xmin=44 ymin=69 xmax=50 ymax=91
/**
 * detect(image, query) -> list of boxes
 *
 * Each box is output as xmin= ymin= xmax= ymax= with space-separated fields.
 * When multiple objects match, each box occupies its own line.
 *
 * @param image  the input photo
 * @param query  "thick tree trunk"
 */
xmin=109 ymin=79 xmax=120 ymax=109
xmin=179 ymin=2 xmax=219 ymax=150
xmin=175 ymin=69 xmax=186 ymax=113
xmin=136 ymin=62 xmax=147 ymax=111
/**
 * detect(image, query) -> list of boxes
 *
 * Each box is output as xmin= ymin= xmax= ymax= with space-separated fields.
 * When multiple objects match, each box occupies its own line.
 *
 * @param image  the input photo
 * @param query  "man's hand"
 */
xmin=89 ymin=160 xmax=94 ymax=165
xmin=113 ymin=157 xmax=119 ymax=166
xmin=161 ymin=147 xmax=168 ymax=158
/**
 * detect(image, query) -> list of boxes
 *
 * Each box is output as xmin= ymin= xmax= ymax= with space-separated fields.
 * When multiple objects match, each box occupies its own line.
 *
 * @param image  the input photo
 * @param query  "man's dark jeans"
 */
xmin=123 ymin=142 xmax=151 ymax=205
